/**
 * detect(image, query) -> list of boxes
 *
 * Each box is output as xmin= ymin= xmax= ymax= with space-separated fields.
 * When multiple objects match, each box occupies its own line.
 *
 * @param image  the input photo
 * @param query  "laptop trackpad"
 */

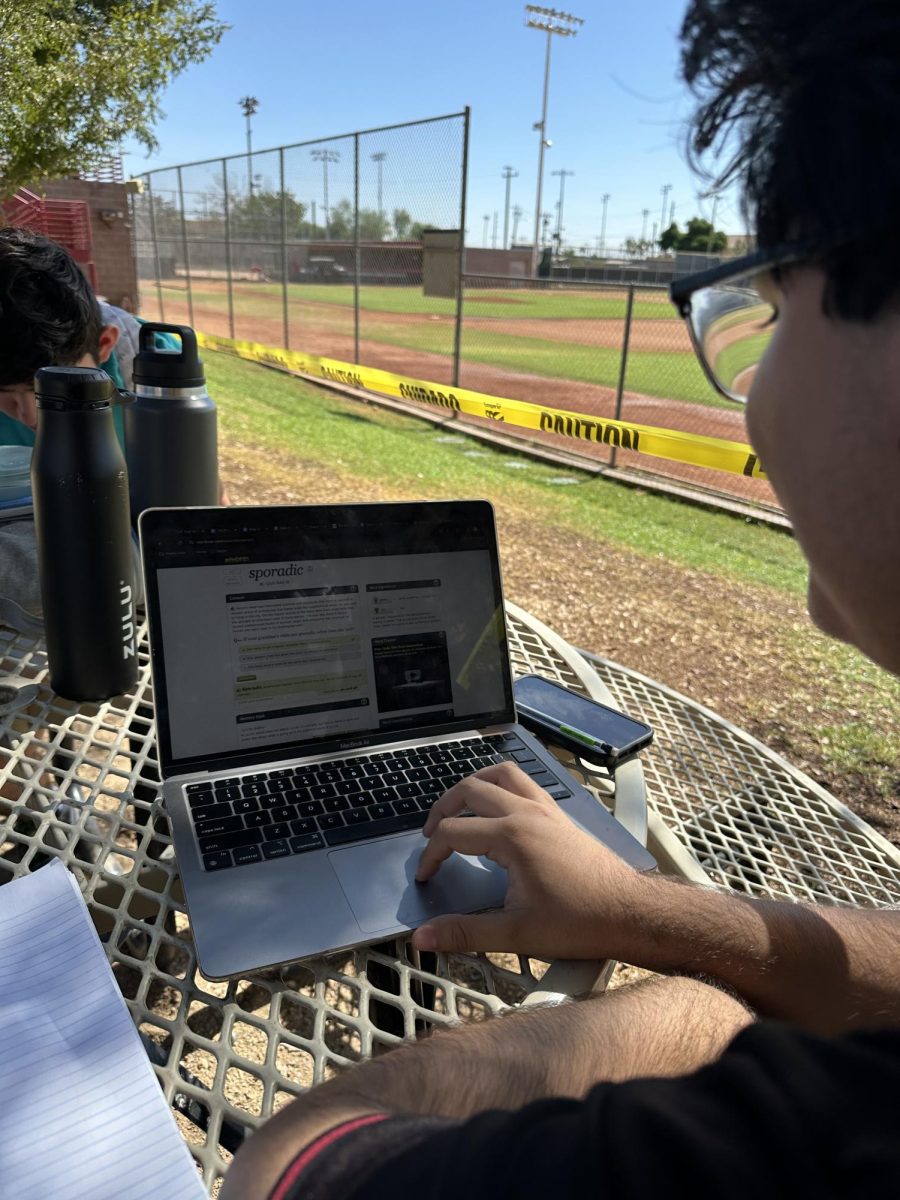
xmin=329 ymin=833 xmax=507 ymax=934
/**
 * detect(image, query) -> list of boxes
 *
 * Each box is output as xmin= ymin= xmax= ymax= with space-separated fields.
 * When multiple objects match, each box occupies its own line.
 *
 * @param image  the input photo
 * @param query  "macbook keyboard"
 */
xmin=186 ymin=731 xmax=573 ymax=872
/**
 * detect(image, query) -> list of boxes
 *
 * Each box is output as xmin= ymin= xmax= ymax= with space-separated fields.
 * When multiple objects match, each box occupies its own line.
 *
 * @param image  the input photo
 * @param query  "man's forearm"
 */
xmin=221 ymin=975 xmax=750 ymax=1200
xmin=314 ymin=973 xmax=748 ymax=1114
xmin=621 ymin=874 xmax=900 ymax=1034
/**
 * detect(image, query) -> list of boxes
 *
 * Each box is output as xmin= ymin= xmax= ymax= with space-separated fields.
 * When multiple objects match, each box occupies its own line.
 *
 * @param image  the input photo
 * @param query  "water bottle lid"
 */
xmin=133 ymin=324 xmax=205 ymax=387
xmin=34 ymin=366 xmax=115 ymax=409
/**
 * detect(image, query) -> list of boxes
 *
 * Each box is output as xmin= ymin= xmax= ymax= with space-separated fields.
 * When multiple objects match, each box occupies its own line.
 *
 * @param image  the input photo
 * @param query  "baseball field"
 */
xmin=139 ymin=278 xmax=774 ymax=506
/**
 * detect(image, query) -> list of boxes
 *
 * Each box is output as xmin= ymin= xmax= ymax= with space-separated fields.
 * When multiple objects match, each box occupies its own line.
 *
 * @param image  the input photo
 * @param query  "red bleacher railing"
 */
xmin=2 ymin=188 xmax=97 ymax=289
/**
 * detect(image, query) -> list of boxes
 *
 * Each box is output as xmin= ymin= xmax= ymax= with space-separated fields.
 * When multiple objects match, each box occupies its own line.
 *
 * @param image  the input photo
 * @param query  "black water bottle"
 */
xmin=125 ymin=323 xmax=219 ymax=520
xmin=31 ymin=367 xmax=138 ymax=701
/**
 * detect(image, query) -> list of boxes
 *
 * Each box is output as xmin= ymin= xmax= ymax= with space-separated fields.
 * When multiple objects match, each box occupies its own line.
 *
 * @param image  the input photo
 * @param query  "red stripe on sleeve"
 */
xmin=270 ymin=1113 xmax=390 ymax=1200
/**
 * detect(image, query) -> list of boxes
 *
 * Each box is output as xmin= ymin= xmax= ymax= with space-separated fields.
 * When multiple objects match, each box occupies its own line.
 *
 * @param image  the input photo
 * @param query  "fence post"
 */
xmin=280 ymin=147 xmax=289 ymax=350
xmin=452 ymin=106 xmax=470 ymax=389
xmin=222 ymin=159 xmax=235 ymax=340
xmin=176 ymin=166 xmax=194 ymax=330
xmin=354 ymin=133 xmax=361 ymax=365
xmin=128 ymin=189 xmax=140 ymax=310
xmin=611 ymin=284 xmax=635 ymax=470
xmin=145 ymin=174 xmax=165 ymax=322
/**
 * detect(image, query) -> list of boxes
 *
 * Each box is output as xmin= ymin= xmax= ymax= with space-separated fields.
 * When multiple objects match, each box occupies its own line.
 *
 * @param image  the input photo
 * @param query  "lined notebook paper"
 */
xmin=0 ymin=859 xmax=207 ymax=1199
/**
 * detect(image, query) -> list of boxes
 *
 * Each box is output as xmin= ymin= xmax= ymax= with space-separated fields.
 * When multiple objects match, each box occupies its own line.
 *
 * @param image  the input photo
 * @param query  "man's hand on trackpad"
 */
xmin=413 ymin=762 xmax=647 ymax=961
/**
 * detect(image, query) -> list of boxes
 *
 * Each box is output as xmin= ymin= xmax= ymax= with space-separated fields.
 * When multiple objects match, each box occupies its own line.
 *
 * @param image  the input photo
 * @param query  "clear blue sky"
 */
xmin=121 ymin=0 xmax=744 ymax=250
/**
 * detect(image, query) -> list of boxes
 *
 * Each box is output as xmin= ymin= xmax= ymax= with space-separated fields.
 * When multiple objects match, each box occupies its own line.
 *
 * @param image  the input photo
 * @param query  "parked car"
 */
xmin=293 ymin=256 xmax=349 ymax=283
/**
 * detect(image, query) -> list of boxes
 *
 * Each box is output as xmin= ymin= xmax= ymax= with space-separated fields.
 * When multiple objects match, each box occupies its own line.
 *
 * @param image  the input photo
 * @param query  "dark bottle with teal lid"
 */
xmin=124 ymin=323 xmax=219 ymax=521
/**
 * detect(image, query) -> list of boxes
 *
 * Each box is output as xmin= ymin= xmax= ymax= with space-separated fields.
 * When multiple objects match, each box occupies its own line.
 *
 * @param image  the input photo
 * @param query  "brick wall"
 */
xmin=39 ymin=179 xmax=138 ymax=310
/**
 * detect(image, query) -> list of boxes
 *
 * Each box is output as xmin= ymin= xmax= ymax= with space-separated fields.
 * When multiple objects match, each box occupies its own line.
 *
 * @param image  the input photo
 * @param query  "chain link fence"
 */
xmin=133 ymin=111 xmax=468 ymax=378
xmin=134 ymin=122 xmax=777 ymax=514
xmin=455 ymin=275 xmax=775 ymax=509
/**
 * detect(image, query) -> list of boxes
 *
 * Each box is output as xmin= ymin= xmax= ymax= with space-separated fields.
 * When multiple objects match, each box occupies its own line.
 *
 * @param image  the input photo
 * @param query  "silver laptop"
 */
xmin=140 ymin=501 xmax=656 ymax=978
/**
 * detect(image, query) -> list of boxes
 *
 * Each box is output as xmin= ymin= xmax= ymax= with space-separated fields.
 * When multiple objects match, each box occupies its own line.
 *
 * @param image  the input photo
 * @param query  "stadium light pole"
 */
xmin=239 ymin=96 xmax=259 ymax=197
xmin=525 ymin=5 xmax=584 ymax=276
xmin=311 ymin=148 xmax=340 ymax=237
xmin=511 ymin=204 xmax=525 ymax=246
xmin=371 ymin=151 xmax=387 ymax=222
xmin=706 ymin=194 xmax=719 ymax=253
xmin=501 ymin=166 xmax=519 ymax=249
xmin=511 ymin=204 xmax=524 ymax=245
xmin=600 ymin=192 xmax=610 ymax=257
xmin=552 ymin=167 xmax=574 ymax=250
xmin=483 ymin=213 xmax=490 ymax=247
xmin=660 ymin=182 xmax=672 ymax=236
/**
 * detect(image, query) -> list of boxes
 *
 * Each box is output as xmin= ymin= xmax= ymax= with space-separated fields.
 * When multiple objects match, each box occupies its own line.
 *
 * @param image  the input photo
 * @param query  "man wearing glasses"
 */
xmin=225 ymin=2 xmax=900 ymax=1195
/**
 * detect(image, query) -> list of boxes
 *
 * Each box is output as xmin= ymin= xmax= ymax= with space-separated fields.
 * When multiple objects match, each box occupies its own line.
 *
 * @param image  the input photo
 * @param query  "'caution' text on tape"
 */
xmin=197 ymin=331 xmax=765 ymax=480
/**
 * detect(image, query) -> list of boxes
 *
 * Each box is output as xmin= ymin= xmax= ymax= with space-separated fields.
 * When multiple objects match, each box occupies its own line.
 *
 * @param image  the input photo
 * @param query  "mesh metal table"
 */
xmin=0 ymin=602 xmax=640 ymax=1194
xmin=580 ymin=650 xmax=900 ymax=906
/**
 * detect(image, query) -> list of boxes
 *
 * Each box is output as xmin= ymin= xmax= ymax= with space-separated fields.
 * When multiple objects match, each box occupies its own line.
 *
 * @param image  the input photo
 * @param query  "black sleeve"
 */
xmin=290 ymin=1024 xmax=900 ymax=1200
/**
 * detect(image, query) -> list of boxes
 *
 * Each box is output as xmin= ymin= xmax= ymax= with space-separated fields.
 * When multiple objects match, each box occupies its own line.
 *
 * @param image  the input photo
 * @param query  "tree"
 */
xmin=624 ymin=236 xmax=656 ymax=259
xmin=327 ymin=198 xmax=354 ymax=239
xmin=679 ymin=216 xmax=728 ymax=252
xmin=659 ymin=216 xmax=728 ymax=254
xmin=0 ymin=1 xmax=227 ymax=196
xmin=136 ymin=191 xmax=182 ymax=238
xmin=227 ymin=190 xmax=306 ymax=239
xmin=392 ymin=208 xmax=412 ymax=239
xmin=659 ymin=222 xmax=682 ymax=252
xmin=358 ymin=208 xmax=390 ymax=240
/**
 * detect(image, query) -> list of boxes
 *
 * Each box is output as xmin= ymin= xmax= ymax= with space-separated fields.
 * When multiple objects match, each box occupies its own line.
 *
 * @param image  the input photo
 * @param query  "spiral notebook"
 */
xmin=0 ymin=860 xmax=205 ymax=1199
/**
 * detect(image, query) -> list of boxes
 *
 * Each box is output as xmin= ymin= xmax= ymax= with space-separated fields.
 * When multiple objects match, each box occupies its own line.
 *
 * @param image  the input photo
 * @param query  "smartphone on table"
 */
xmin=514 ymin=673 xmax=653 ymax=769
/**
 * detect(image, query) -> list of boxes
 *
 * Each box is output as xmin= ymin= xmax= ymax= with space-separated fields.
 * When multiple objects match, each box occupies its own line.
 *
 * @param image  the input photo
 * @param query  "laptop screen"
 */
xmin=141 ymin=501 xmax=515 ymax=776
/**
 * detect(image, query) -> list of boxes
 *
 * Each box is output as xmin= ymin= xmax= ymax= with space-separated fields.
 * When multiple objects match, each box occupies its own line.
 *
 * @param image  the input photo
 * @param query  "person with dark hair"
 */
xmin=0 ymin=226 xmax=226 ymax=625
xmin=218 ymin=2 xmax=900 ymax=1196
xmin=0 ymin=226 xmax=135 ymax=445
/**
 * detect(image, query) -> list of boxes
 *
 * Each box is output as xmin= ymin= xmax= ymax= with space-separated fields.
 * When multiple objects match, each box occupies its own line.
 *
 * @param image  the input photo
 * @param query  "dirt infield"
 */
xmin=463 ymin=315 xmax=692 ymax=353
xmin=143 ymin=290 xmax=775 ymax=508
xmin=152 ymin=278 xmax=686 ymax=354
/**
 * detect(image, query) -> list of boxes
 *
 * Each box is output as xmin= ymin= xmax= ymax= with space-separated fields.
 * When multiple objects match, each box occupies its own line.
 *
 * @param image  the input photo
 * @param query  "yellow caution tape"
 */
xmin=197 ymin=331 xmax=766 ymax=480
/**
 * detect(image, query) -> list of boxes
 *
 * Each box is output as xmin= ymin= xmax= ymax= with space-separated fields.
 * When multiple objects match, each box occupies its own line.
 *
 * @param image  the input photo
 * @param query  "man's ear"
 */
xmin=97 ymin=323 xmax=120 ymax=363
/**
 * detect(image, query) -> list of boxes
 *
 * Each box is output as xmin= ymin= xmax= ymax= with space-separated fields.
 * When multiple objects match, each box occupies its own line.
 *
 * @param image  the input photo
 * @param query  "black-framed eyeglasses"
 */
xmin=669 ymin=241 xmax=816 ymax=404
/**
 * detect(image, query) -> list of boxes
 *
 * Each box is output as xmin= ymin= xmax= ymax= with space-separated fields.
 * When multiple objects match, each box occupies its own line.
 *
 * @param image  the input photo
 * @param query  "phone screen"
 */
xmin=514 ymin=675 xmax=650 ymax=749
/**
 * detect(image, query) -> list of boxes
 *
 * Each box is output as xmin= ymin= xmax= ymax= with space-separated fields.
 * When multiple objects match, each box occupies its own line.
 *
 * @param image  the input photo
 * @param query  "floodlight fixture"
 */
xmin=524 ymin=6 xmax=585 ymax=35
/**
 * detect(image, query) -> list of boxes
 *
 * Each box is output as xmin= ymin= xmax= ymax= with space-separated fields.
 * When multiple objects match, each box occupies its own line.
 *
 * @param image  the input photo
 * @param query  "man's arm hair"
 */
xmin=611 ymin=874 xmax=900 ymax=1036
xmin=219 ymin=974 xmax=751 ymax=1200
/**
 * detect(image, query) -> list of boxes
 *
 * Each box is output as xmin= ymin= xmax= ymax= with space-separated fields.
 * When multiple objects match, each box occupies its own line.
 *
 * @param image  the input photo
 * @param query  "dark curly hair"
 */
xmin=0 ymin=226 xmax=102 ymax=387
xmin=680 ymin=0 xmax=900 ymax=319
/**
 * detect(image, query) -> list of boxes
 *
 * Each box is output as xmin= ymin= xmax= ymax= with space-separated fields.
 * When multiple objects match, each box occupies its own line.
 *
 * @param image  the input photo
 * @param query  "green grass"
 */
xmin=817 ymin=723 xmax=899 ymax=799
xmin=202 ymin=281 xmax=679 ymax=321
xmin=165 ymin=283 xmax=725 ymax=409
xmin=774 ymin=623 xmax=900 ymax=798
xmin=206 ymin=348 xmax=805 ymax=594
xmin=459 ymin=331 xmax=720 ymax=407
xmin=714 ymin=330 xmax=772 ymax=389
